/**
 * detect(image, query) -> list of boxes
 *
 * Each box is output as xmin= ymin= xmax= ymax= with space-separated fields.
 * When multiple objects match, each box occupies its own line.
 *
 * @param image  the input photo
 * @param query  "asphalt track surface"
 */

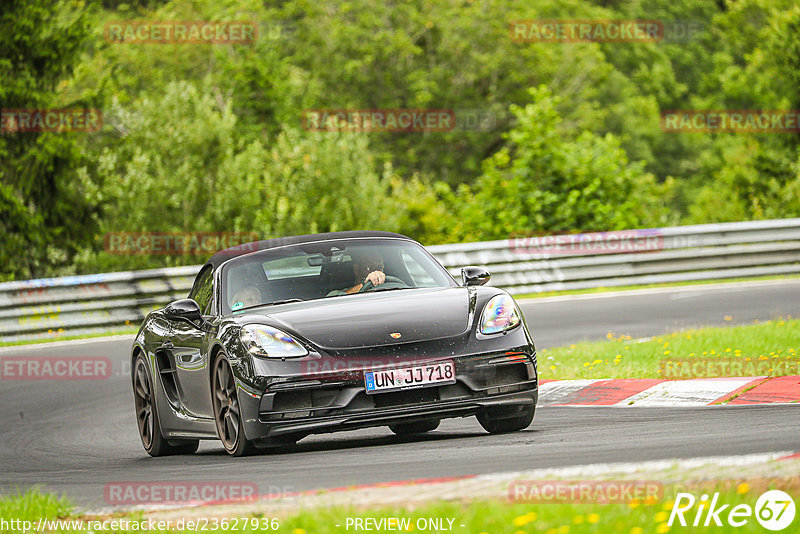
xmin=1 ymin=280 xmax=799 ymax=509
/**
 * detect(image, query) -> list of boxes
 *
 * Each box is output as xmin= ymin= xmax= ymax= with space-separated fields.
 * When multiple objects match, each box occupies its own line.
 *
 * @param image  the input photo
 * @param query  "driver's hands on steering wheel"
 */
xmin=357 ymin=272 xmax=409 ymax=293
xmin=364 ymin=270 xmax=386 ymax=287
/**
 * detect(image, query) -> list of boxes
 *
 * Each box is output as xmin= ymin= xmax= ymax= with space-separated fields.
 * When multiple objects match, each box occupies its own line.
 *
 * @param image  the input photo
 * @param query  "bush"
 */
xmin=453 ymin=86 xmax=674 ymax=242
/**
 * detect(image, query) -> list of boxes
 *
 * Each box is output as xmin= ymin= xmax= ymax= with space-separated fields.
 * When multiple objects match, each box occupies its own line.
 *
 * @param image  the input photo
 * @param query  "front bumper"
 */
xmin=239 ymin=354 xmax=538 ymax=443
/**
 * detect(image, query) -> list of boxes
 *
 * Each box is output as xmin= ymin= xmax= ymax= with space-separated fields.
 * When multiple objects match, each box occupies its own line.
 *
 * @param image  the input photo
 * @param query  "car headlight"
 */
xmin=240 ymin=325 xmax=308 ymax=358
xmin=479 ymin=294 xmax=521 ymax=335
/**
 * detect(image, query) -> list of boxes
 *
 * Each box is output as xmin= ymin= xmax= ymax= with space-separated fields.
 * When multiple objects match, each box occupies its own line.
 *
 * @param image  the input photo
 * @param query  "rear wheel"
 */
xmin=477 ymin=405 xmax=534 ymax=434
xmin=133 ymin=353 xmax=199 ymax=456
xmin=212 ymin=354 xmax=258 ymax=457
xmin=389 ymin=419 xmax=440 ymax=435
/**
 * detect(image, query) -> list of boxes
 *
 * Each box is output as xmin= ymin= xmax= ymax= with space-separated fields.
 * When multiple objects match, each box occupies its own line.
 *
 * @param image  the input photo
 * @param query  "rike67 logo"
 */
xmin=669 ymin=490 xmax=795 ymax=531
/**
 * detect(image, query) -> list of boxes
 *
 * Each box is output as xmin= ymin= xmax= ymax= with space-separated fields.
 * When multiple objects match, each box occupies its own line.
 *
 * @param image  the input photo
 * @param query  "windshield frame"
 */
xmin=218 ymin=236 xmax=457 ymax=315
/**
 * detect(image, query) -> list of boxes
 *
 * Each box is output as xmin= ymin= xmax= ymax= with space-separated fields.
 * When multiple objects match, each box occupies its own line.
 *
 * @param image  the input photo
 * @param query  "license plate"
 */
xmin=364 ymin=360 xmax=455 ymax=394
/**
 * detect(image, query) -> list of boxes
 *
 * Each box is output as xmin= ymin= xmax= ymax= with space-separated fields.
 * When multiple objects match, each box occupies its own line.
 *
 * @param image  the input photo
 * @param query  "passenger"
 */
xmin=230 ymin=286 xmax=261 ymax=310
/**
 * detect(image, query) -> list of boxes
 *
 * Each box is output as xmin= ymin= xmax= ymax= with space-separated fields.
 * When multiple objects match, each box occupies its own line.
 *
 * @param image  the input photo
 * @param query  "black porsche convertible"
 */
xmin=131 ymin=231 xmax=538 ymax=456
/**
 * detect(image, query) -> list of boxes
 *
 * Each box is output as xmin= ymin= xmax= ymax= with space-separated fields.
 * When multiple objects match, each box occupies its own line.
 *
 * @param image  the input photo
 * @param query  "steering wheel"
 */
xmin=358 ymin=275 xmax=408 ymax=293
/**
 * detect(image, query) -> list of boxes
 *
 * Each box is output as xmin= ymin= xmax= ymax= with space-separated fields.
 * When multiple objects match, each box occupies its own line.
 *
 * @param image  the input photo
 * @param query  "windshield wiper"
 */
xmin=371 ymin=286 xmax=414 ymax=293
xmin=264 ymin=298 xmax=304 ymax=306
xmin=235 ymin=298 xmax=304 ymax=312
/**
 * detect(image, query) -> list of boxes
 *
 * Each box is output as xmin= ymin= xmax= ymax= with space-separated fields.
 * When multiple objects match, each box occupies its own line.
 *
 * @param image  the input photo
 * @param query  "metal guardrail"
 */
xmin=2 ymin=218 xmax=799 ymax=342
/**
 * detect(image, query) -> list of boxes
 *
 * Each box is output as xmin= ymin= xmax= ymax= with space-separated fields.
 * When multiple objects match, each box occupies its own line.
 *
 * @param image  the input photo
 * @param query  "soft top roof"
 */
xmin=205 ymin=230 xmax=414 ymax=270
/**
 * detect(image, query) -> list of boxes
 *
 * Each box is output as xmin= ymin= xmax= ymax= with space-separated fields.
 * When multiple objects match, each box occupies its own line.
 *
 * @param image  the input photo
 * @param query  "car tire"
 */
xmin=133 ymin=353 xmax=199 ymax=456
xmin=212 ymin=353 xmax=258 ymax=457
xmin=477 ymin=405 xmax=535 ymax=434
xmin=389 ymin=419 xmax=440 ymax=435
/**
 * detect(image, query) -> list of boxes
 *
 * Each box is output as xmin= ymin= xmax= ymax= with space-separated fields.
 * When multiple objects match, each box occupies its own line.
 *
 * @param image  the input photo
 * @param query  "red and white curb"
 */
xmin=538 ymin=376 xmax=800 ymax=406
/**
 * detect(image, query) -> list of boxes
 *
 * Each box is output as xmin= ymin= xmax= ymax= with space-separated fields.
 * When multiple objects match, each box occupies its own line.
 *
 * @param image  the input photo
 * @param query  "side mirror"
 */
xmin=164 ymin=299 xmax=204 ymax=325
xmin=461 ymin=266 xmax=491 ymax=287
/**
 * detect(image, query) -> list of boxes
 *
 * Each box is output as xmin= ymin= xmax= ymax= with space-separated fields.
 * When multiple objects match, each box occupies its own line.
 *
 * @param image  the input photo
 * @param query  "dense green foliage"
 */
xmin=2 ymin=0 xmax=800 ymax=279
xmin=1 ymin=0 xmax=96 ymax=278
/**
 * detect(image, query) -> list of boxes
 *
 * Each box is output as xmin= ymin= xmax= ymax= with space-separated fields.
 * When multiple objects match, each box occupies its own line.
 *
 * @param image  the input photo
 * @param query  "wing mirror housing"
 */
xmin=461 ymin=266 xmax=491 ymax=287
xmin=164 ymin=298 xmax=205 ymax=326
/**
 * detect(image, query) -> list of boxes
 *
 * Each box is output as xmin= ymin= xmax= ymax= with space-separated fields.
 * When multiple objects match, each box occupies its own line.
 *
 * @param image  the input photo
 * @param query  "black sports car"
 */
xmin=131 ymin=231 xmax=538 ymax=456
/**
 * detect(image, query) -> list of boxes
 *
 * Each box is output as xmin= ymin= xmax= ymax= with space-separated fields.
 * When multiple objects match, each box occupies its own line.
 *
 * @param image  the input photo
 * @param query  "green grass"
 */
xmin=276 ymin=489 xmax=786 ymax=534
xmin=539 ymin=318 xmax=800 ymax=380
xmin=1 ymin=484 xmax=795 ymax=533
xmin=515 ymin=273 xmax=800 ymax=300
xmin=0 ymin=487 xmax=71 ymax=522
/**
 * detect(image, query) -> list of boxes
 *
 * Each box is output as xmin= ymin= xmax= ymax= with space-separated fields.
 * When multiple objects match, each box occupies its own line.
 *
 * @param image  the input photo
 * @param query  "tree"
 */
xmin=0 ymin=0 xmax=95 ymax=280
xmin=454 ymin=87 xmax=674 ymax=241
xmin=77 ymin=81 xmax=397 ymax=271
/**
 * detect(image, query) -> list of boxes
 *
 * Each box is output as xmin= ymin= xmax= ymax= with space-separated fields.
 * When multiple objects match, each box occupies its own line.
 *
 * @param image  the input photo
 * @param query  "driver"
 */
xmin=339 ymin=249 xmax=386 ymax=294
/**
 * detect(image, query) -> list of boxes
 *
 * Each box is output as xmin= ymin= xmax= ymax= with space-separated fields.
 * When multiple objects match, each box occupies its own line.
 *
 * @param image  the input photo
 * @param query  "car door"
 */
xmin=170 ymin=265 xmax=215 ymax=419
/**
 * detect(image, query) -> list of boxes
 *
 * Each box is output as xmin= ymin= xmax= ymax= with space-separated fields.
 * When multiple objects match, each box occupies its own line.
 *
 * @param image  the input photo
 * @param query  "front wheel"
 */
xmin=477 ymin=405 xmax=535 ymax=434
xmin=133 ymin=353 xmax=199 ymax=456
xmin=212 ymin=354 xmax=258 ymax=457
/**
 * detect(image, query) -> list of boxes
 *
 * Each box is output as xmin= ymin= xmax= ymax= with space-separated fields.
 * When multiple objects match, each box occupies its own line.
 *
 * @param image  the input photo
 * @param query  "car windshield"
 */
xmin=220 ymin=238 xmax=456 ymax=314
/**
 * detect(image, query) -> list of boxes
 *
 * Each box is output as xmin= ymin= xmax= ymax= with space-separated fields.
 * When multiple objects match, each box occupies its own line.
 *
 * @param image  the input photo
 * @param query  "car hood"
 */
xmin=246 ymin=287 xmax=472 ymax=351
